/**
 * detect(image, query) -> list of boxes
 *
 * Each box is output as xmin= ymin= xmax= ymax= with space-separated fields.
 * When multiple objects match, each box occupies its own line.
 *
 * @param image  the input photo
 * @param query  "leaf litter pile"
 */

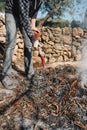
xmin=0 ymin=64 xmax=87 ymax=130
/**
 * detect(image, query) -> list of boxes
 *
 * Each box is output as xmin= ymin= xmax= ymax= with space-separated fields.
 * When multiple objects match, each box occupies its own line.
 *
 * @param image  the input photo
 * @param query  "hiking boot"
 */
xmin=24 ymin=72 xmax=44 ymax=86
xmin=23 ymin=73 xmax=35 ymax=85
xmin=27 ymin=73 xmax=35 ymax=80
xmin=1 ymin=76 xmax=19 ymax=89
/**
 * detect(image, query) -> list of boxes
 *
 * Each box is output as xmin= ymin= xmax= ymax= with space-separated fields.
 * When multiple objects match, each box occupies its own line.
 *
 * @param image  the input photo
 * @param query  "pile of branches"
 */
xmin=0 ymin=65 xmax=87 ymax=130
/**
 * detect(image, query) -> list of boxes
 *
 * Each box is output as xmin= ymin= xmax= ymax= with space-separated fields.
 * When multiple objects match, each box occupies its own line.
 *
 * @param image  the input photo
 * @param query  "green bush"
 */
xmin=44 ymin=19 xmax=69 ymax=28
xmin=0 ymin=2 xmax=5 ymax=12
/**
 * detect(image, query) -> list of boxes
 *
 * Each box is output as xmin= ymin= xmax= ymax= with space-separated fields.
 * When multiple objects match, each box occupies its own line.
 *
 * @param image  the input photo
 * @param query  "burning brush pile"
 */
xmin=28 ymin=66 xmax=87 ymax=130
xmin=0 ymin=65 xmax=87 ymax=130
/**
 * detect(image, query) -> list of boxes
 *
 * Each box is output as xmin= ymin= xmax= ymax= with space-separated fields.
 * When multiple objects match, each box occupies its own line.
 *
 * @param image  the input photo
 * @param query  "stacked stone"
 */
xmin=13 ymin=31 xmax=24 ymax=62
xmin=40 ymin=27 xmax=84 ymax=63
xmin=0 ymin=16 xmax=87 ymax=65
xmin=0 ymin=17 xmax=5 ymax=44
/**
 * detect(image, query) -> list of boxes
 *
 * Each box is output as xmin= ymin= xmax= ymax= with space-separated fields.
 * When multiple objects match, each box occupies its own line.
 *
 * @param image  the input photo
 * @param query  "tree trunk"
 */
xmin=37 ymin=1 xmax=62 ymax=27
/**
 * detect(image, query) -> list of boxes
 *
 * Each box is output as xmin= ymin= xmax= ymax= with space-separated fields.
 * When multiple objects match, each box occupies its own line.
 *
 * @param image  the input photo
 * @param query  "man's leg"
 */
xmin=2 ymin=13 xmax=17 ymax=77
xmin=21 ymin=29 xmax=34 ymax=79
xmin=1 ymin=13 xmax=18 ymax=89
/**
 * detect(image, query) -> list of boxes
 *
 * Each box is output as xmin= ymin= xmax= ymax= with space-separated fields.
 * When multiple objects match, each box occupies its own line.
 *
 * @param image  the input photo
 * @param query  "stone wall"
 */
xmin=0 ymin=17 xmax=87 ymax=66
xmin=40 ymin=27 xmax=87 ymax=63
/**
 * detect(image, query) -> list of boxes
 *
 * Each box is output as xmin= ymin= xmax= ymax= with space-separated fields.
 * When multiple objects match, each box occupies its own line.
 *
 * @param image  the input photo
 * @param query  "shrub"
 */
xmin=0 ymin=2 xmax=5 ymax=12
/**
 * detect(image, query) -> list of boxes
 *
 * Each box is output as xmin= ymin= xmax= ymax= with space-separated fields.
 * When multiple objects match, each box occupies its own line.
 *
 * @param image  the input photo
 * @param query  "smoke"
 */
xmin=78 ymin=38 xmax=87 ymax=88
